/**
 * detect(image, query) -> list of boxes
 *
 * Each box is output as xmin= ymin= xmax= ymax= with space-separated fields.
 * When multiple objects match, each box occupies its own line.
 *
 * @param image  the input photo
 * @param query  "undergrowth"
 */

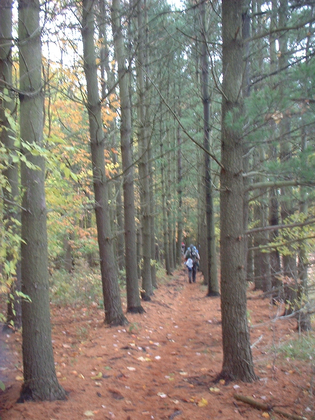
xmin=49 ymin=260 xmax=104 ymax=306
xmin=277 ymin=333 xmax=315 ymax=362
xmin=49 ymin=259 xmax=167 ymax=307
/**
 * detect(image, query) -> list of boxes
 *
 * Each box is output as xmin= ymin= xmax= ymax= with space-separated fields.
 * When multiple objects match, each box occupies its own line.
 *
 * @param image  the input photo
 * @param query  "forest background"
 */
xmin=1 ymin=0 xmax=315 ymax=405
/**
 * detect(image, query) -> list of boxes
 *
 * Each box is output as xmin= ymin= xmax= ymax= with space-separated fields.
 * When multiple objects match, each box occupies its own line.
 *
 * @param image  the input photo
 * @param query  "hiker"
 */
xmin=184 ymin=244 xmax=200 ymax=283
xmin=185 ymin=257 xmax=193 ymax=283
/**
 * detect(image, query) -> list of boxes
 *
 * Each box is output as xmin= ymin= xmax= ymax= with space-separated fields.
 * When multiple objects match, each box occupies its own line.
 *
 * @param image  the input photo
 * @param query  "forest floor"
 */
xmin=0 ymin=268 xmax=314 ymax=420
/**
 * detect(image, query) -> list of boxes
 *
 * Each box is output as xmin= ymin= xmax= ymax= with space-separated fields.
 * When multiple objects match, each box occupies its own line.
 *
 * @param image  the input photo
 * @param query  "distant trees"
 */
xmin=242 ymin=1 xmax=315 ymax=331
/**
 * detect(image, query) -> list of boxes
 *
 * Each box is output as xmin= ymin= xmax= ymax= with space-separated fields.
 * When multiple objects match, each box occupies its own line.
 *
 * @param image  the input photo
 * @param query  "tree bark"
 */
xmin=18 ymin=0 xmax=66 ymax=401
xmin=82 ymin=0 xmax=127 ymax=325
xmin=135 ymin=0 xmax=153 ymax=298
xmin=199 ymin=0 xmax=219 ymax=296
xmin=219 ymin=0 xmax=257 ymax=382
xmin=160 ymin=127 xmax=172 ymax=276
xmin=278 ymin=0 xmax=298 ymax=313
xmin=111 ymin=0 xmax=144 ymax=312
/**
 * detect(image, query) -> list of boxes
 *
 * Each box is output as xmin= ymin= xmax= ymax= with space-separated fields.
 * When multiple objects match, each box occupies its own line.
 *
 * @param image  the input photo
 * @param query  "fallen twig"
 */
xmin=234 ymin=394 xmax=308 ymax=420
xmin=250 ymin=334 xmax=263 ymax=349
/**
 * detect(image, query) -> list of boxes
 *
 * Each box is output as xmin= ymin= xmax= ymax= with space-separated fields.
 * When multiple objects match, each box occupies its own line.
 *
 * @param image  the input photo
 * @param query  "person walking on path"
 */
xmin=184 ymin=244 xmax=200 ymax=283
xmin=185 ymin=257 xmax=193 ymax=283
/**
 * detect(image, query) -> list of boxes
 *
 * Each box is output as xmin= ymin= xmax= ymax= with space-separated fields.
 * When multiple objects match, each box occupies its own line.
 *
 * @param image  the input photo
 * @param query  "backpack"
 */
xmin=190 ymin=247 xmax=197 ymax=263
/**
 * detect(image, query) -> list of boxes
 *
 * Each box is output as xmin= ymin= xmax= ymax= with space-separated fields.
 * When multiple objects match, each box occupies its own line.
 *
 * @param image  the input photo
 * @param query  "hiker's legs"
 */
xmin=188 ymin=268 xmax=192 ymax=283
xmin=192 ymin=264 xmax=197 ymax=282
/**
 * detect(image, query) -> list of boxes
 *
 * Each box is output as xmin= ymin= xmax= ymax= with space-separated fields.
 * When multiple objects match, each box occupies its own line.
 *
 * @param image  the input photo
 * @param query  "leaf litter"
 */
xmin=0 ymin=269 xmax=313 ymax=420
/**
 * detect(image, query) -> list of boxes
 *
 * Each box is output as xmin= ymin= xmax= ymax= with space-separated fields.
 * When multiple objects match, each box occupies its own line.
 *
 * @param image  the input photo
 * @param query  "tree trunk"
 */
xmin=160 ymin=128 xmax=172 ymax=276
xmin=82 ymin=0 xmax=128 ymax=325
xmin=98 ymin=0 xmax=125 ymax=271
xmin=0 ymin=0 xmax=22 ymax=331
xmin=219 ymin=0 xmax=257 ymax=382
xmin=278 ymin=0 xmax=297 ymax=314
xmin=253 ymin=149 xmax=271 ymax=292
xmin=135 ymin=0 xmax=153 ymax=298
xmin=18 ymin=0 xmax=66 ymax=401
xmin=199 ymin=0 xmax=219 ymax=296
xmin=297 ymin=125 xmax=311 ymax=332
xmin=268 ymin=0 xmax=282 ymax=290
xmin=296 ymin=11 xmax=314 ymax=332
xmin=176 ymin=123 xmax=184 ymax=267
xmin=111 ymin=0 xmax=144 ymax=312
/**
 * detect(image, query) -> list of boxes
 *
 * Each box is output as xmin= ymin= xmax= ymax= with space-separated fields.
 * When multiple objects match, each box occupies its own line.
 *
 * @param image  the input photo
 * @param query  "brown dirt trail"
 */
xmin=0 ymin=269 xmax=313 ymax=420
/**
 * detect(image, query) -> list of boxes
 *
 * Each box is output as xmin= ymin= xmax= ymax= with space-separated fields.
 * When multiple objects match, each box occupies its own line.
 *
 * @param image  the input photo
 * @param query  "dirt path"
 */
xmin=0 ymin=269 xmax=313 ymax=420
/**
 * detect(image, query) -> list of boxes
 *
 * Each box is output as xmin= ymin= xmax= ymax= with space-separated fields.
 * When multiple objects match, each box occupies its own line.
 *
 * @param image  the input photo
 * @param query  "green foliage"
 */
xmin=0 ymin=380 xmax=5 ymax=391
xmin=277 ymin=334 xmax=315 ymax=362
xmin=265 ymin=212 xmax=315 ymax=257
xmin=127 ymin=322 xmax=141 ymax=334
xmin=49 ymin=260 xmax=102 ymax=306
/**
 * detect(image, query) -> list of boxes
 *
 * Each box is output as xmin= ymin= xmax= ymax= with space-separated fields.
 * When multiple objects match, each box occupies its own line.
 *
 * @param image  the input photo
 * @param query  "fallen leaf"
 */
xmin=137 ymin=356 xmax=151 ymax=362
xmin=84 ymin=410 xmax=94 ymax=417
xmin=62 ymin=344 xmax=71 ymax=349
xmin=262 ymin=412 xmax=270 ymax=418
xmin=15 ymin=376 xmax=23 ymax=381
xmin=91 ymin=372 xmax=102 ymax=380
xmin=209 ymin=387 xmax=220 ymax=393
xmin=198 ymin=398 xmax=208 ymax=407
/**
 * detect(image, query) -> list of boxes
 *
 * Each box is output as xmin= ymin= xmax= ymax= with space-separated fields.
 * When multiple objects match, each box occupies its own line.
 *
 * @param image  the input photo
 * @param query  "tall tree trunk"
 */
xmin=278 ymin=0 xmax=297 ymax=313
xmin=148 ymin=146 xmax=157 ymax=287
xmin=82 ymin=0 xmax=127 ymax=325
xmin=219 ymin=0 xmax=257 ymax=382
xmin=0 ymin=0 xmax=22 ymax=331
xmin=113 ymin=153 xmax=125 ymax=271
xmin=135 ymin=0 xmax=153 ymax=298
xmin=296 ymin=15 xmax=313 ymax=331
xmin=251 ymin=1 xmax=272 ymax=292
xmin=176 ymin=123 xmax=184 ymax=266
xmin=111 ymin=0 xmax=144 ymax=312
xmin=268 ymin=0 xmax=281 ymax=289
xmin=253 ymin=148 xmax=271 ymax=292
xmin=160 ymin=128 xmax=172 ymax=276
xmin=199 ymin=0 xmax=219 ymax=296
xmin=297 ymin=124 xmax=311 ymax=331
xmin=98 ymin=0 xmax=125 ymax=271
xmin=18 ymin=0 xmax=66 ymax=401
xmin=167 ymin=130 xmax=175 ymax=271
